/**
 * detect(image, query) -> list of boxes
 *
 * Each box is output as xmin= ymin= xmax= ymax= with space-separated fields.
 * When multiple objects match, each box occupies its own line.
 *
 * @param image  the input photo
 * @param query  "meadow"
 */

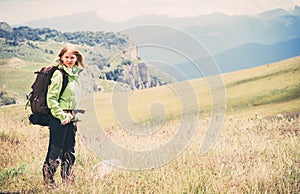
xmin=0 ymin=56 xmax=299 ymax=193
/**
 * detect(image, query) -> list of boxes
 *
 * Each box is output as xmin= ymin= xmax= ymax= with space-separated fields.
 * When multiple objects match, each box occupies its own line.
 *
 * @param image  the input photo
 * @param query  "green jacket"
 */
xmin=47 ymin=64 xmax=82 ymax=122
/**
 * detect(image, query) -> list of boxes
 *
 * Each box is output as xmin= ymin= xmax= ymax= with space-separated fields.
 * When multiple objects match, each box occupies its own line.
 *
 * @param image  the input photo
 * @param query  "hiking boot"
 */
xmin=45 ymin=181 xmax=57 ymax=189
xmin=42 ymin=160 xmax=59 ymax=189
xmin=61 ymin=161 xmax=75 ymax=184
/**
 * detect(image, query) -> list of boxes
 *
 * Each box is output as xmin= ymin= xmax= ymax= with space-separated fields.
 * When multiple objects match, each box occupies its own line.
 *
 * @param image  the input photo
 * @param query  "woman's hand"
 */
xmin=61 ymin=116 xmax=71 ymax=125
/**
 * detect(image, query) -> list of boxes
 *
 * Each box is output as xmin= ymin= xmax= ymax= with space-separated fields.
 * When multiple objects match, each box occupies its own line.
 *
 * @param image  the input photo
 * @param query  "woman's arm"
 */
xmin=47 ymin=70 xmax=73 ymax=123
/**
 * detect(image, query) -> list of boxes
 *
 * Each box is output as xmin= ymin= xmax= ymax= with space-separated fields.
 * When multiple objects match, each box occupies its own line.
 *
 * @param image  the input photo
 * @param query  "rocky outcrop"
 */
xmin=0 ymin=91 xmax=16 ymax=106
xmin=75 ymin=44 xmax=172 ymax=93
xmin=0 ymin=22 xmax=13 ymax=33
xmin=99 ymin=46 xmax=169 ymax=90
xmin=79 ymin=65 xmax=103 ymax=93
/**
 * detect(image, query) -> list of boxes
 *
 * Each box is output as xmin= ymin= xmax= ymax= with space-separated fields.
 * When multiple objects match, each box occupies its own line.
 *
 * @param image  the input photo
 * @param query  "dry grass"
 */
xmin=0 ymin=104 xmax=299 ymax=193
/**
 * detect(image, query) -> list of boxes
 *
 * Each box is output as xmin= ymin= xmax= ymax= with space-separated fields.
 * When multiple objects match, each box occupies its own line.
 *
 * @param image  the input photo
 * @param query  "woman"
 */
xmin=43 ymin=43 xmax=85 ymax=188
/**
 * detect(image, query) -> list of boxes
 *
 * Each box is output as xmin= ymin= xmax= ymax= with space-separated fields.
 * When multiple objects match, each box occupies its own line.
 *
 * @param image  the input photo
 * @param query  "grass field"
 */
xmin=0 ymin=56 xmax=299 ymax=193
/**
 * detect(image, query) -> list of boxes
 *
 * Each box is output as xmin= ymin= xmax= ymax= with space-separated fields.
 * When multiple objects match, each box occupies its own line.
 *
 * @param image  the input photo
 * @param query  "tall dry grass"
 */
xmin=0 ymin=105 xmax=299 ymax=193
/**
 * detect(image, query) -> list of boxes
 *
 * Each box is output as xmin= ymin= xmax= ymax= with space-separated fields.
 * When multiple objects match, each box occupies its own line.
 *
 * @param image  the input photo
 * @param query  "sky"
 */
xmin=0 ymin=0 xmax=300 ymax=24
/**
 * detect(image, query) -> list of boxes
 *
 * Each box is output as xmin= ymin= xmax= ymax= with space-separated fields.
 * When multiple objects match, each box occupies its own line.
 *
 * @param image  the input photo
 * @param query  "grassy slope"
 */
xmin=0 ymin=58 xmax=46 ymax=101
xmin=0 ymin=42 xmax=88 ymax=102
xmin=92 ymin=56 xmax=300 ymax=129
xmin=0 ymin=56 xmax=299 ymax=193
xmin=0 ymin=39 xmax=65 ymax=63
xmin=222 ymin=56 xmax=300 ymax=116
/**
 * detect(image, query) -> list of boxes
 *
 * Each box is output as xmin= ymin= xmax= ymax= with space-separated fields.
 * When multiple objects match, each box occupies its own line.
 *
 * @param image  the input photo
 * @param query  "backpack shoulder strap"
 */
xmin=56 ymin=68 xmax=68 ymax=98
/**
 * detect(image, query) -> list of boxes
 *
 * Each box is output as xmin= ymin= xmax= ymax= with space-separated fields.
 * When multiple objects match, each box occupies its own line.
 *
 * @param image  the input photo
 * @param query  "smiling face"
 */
xmin=61 ymin=50 xmax=77 ymax=68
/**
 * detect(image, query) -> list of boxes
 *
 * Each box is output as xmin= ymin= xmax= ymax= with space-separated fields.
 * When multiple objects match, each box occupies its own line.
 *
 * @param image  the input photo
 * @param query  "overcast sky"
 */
xmin=0 ymin=0 xmax=300 ymax=24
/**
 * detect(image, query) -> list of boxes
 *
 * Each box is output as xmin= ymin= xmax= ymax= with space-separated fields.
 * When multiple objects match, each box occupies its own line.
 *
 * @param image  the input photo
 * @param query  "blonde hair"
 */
xmin=57 ymin=43 xmax=85 ymax=68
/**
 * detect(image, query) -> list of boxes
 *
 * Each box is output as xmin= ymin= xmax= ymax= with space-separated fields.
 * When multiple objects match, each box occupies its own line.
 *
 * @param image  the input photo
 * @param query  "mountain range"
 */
xmin=172 ymin=38 xmax=300 ymax=79
xmin=14 ymin=5 xmax=300 ymax=79
xmin=18 ymin=6 xmax=300 ymax=51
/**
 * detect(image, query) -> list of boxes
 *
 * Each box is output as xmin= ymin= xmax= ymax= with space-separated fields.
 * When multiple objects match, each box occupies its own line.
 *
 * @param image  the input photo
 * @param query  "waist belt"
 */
xmin=63 ymin=110 xmax=73 ymax=114
xmin=63 ymin=109 xmax=85 ymax=114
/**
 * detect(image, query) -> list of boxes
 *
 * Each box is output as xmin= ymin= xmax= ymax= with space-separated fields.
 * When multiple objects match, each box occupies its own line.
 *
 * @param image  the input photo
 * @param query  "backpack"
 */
xmin=26 ymin=66 xmax=68 ymax=126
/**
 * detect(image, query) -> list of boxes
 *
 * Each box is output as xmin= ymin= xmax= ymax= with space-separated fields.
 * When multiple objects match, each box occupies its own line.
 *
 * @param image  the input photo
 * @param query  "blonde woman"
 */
xmin=43 ymin=44 xmax=84 ymax=189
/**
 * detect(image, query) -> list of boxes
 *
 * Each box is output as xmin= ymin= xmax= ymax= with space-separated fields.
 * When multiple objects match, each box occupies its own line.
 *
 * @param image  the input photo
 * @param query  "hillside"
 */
xmin=89 ymin=56 xmax=300 ymax=129
xmin=0 ymin=22 xmax=174 ymax=105
xmin=0 ymin=21 xmax=129 ymax=64
xmin=221 ymin=56 xmax=300 ymax=116
xmin=0 ymin=54 xmax=299 ymax=193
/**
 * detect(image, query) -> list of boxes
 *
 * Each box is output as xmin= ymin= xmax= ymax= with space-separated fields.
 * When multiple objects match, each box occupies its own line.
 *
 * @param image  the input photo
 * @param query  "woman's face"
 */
xmin=61 ymin=50 xmax=77 ymax=68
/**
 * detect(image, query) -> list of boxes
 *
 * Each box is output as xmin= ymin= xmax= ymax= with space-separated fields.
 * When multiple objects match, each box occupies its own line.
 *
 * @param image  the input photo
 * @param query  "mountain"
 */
xmin=215 ymin=38 xmax=300 ymax=73
xmin=11 ymin=6 xmax=300 ymax=79
xmin=292 ymin=5 xmax=300 ymax=16
xmin=17 ymin=11 xmax=119 ymax=32
xmin=17 ymin=6 xmax=300 ymax=55
xmin=185 ymin=10 xmax=300 ymax=54
xmin=169 ymin=38 xmax=300 ymax=80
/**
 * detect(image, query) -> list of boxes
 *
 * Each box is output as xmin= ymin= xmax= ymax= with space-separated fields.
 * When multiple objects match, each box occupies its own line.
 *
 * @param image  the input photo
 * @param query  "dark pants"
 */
xmin=43 ymin=116 xmax=76 ymax=183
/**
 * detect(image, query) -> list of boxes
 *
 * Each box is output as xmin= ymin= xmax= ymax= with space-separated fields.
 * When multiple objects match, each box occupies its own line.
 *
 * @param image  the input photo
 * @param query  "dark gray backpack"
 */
xmin=26 ymin=66 xmax=68 ymax=126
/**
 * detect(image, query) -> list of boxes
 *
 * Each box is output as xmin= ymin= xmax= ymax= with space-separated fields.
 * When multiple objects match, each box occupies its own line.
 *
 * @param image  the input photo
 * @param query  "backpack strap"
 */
xmin=25 ymin=91 xmax=32 ymax=110
xmin=57 ymin=68 xmax=69 ymax=98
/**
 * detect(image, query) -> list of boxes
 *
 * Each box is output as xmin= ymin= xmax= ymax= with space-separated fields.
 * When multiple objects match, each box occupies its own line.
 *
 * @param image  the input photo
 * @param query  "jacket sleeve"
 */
xmin=47 ymin=70 xmax=72 ymax=122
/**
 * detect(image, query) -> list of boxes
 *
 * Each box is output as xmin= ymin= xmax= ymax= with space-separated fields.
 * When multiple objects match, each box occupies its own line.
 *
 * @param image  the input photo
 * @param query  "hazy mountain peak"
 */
xmin=258 ymin=8 xmax=290 ymax=20
xmin=0 ymin=22 xmax=12 ymax=32
xmin=16 ymin=11 xmax=116 ymax=31
xmin=292 ymin=5 xmax=300 ymax=16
